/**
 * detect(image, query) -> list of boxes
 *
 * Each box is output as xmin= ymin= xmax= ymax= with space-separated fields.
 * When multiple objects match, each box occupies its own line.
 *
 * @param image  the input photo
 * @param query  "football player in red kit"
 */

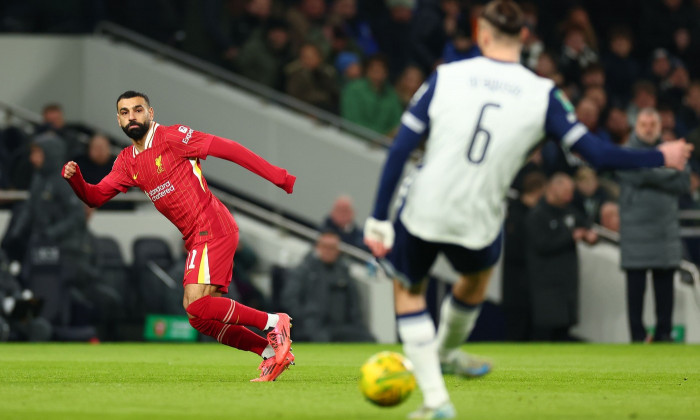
xmin=62 ymin=91 xmax=295 ymax=381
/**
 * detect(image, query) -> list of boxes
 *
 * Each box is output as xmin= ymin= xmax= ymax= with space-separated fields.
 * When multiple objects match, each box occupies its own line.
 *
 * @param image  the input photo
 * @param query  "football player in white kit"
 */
xmin=363 ymin=1 xmax=692 ymax=418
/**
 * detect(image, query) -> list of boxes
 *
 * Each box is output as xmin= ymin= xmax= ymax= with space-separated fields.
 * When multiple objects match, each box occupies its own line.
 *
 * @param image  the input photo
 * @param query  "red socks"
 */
xmin=186 ymin=295 xmax=271 ymax=355
xmin=185 ymin=295 xmax=268 ymax=330
xmin=189 ymin=318 xmax=268 ymax=355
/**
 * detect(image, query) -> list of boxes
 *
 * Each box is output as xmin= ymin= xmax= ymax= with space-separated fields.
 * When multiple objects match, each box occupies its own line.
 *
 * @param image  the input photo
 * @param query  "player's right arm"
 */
xmin=546 ymin=87 xmax=692 ymax=170
xmin=62 ymin=161 xmax=124 ymax=208
xmin=364 ymin=73 xmax=437 ymax=257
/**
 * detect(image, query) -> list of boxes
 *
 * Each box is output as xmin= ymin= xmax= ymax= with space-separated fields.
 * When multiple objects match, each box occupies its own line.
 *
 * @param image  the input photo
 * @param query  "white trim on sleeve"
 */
xmin=401 ymin=112 xmax=427 ymax=134
xmin=562 ymin=123 xmax=588 ymax=149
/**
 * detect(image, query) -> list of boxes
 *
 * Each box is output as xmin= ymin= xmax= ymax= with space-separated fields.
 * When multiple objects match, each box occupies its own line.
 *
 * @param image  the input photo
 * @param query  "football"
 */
xmin=359 ymin=351 xmax=417 ymax=407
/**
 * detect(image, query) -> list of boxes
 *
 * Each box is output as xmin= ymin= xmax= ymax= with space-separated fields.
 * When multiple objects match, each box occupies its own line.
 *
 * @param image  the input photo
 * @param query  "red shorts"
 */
xmin=182 ymin=233 xmax=238 ymax=294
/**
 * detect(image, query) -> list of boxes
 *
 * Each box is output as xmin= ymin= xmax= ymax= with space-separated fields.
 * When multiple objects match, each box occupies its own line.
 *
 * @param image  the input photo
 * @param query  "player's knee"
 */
xmin=184 ymin=294 xmax=210 ymax=317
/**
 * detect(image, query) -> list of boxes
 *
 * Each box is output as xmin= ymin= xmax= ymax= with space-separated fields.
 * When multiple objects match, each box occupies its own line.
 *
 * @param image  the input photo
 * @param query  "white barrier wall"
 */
xmin=572 ymin=242 xmax=700 ymax=343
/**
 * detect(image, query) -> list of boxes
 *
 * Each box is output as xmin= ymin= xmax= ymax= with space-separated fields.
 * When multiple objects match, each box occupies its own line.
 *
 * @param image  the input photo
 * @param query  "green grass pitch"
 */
xmin=0 ymin=343 xmax=698 ymax=419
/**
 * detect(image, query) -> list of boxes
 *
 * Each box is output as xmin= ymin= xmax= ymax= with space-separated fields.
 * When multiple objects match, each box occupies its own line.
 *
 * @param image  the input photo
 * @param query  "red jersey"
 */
xmin=103 ymin=122 xmax=237 ymax=248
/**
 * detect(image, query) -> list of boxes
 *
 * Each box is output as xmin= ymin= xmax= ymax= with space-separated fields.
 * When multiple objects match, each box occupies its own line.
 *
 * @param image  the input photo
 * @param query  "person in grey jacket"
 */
xmin=617 ymin=108 xmax=690 ymax=342
xmin=4 ymin=132 xmax=86 ymax=258
xmin=281 ymin=231 xmax=374 ymax=342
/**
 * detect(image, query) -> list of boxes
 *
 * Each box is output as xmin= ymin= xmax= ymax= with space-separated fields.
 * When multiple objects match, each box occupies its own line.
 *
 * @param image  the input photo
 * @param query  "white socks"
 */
xmin=436 ymin=295 xmax=481 ymax=360
xmin=397 ymin=311 xmax=450 ymax=408
xmin=262 ymin=314 xmax=280 ymax=359
xmin=261 ymin=345 xmax=275 ymax=359
xmin=265 ymin=313 xmax=279 ymax=330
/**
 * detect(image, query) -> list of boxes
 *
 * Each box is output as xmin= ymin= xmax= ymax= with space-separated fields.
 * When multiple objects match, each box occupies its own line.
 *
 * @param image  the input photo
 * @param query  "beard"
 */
xmin=121 ymin=120 xmax=150 ymax=140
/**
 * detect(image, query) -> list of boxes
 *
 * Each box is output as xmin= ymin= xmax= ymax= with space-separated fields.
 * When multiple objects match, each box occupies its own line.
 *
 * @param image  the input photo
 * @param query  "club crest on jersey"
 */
xmin=155 ymin=155 xmax=164 ymax=173
xmin=132 ymin=172 xmax=138 ymax=181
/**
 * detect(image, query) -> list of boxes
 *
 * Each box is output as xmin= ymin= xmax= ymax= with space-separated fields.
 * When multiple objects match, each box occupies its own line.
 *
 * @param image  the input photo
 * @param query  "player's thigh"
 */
xmin=442 ymin=232 xmax=502 ymax=300
xmin=442 ymin=232 xmax=502 ymax=276
xmin=388 ymin=218 xmax=440 ymax=294
xmin=182 ymin=233 xmax=238 ymax=295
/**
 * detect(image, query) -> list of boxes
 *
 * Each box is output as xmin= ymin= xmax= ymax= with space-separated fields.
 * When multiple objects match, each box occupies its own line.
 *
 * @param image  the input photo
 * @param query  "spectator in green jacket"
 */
xmin=341 ymin=54 xmax=403 ymax=135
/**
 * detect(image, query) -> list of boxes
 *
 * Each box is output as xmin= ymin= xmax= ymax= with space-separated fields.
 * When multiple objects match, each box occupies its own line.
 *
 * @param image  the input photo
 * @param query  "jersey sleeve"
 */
xmin=544 ymin=87 xmax=587 ymax=149
xmin=164 ymin=124 xmax=214 ymax=159
xmin=102 ymin=152 xmax=136 ymax=193
xmin=544 ymin=87 xmax=664 ymax=169
xmin=400 ymin=72 xmax=437 ymax=135
xmin=371 ymin=73 xmax=437 ymax=220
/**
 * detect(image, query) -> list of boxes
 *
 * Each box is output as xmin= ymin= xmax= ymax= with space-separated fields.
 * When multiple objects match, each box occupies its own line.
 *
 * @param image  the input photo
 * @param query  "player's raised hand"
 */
xmin=658 ymin=139 xmax=693 ymax=171
xmin=281 ymin=173 xmax=296 ymax=194
xmin=364 ymin=217 xmax=395 ymax=258
xmin=62 ymin=161 xmax=78 ymax=179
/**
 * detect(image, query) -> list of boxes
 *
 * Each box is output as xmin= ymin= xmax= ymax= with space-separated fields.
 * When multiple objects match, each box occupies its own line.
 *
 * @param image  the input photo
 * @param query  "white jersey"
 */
xmin=398 ymin=57 xmax=580 ymax=249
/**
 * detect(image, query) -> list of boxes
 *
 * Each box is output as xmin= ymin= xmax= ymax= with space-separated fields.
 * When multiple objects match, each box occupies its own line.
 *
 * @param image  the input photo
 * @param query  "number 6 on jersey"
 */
xmin=467 ymin=103 xmax=501 ymax=164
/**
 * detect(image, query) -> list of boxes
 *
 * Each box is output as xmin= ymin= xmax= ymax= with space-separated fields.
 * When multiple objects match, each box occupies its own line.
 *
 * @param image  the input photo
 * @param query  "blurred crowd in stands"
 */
xmin=2 ymin=0 xmax=700 ymax=343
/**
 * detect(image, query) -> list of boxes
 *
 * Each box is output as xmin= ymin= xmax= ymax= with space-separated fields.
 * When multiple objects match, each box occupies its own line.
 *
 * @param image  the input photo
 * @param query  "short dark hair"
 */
xmin=116 ymin=90 xmax=150 ymax=109
xmin=481 ymin=0 xmax=524 ymax=36
xmin=582 ymin=63 xmax=605 ymax=76
xmin=42 ymin=103 xmax=62 ymax=114
xmin=365 ymin=54 xmax=389 ymax=71
xmin=522 ymin=171 xmax=547 ymax=194
xmin=632 ymin=80 xmax=657 ymax=97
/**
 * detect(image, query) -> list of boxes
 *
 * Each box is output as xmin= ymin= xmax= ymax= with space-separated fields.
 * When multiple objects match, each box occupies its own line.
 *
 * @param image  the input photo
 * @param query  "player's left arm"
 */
xmin=364 ymin=73 xmax=437 ymax=256
xmin=545 ymin=87 xmax=691 ymax=170
xmin=207 ymin=136 xmax=295 ymax=193
xmin=168 ymin=125 xmax=295 ymax=193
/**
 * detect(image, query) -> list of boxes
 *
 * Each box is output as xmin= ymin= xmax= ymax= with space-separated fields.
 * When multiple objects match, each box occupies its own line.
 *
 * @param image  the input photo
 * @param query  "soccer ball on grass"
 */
xmin=359 ymin=351 xmax=416 ymax=407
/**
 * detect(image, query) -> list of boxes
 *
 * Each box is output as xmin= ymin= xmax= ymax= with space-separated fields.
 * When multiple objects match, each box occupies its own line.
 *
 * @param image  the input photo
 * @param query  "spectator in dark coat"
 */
xmin=236 ymin=20 xmax=294 ymax=91
xmin=526 ymin=173 xmax=597 ymax=341
xmin=0 ymin=249 xmax=51 ymax=341
xmin=37 ymin=103 xmax=84 ymax=160
xmin=603 ymin=27 xmax=639 ymax=105
xmin=322 ymin=195 xmax=366 ymax=250
xmin=2 ymin=133 xmax=90 ymax=332
xmin=617 ymin=108 xmax=690 ymax=342
xmin=502 ymin=171 xmax=546 ymax=341
xmin=572 ymin=166 xmax=611 ymax=225
xmin=281 ymin=232 xmax=374 ymax=342
xmin=285 ymin=43 xmax=339 ymax=112
xmin=366 ymin=0 xmax=413 ymax=78
xmin=410 ymin=0 xmax=461 ymax=74
xmin=286 ymin=0 xmax=329 ymax=55
xmin=679 ymin=81 xmax=700 ymax=133
xmin=3 ymin=133 xmax=86 ymax=263
xmin=558 ymin=25 xmax=598 ymax=89
xmin=74 ymin=134 xmax=115 ymax=184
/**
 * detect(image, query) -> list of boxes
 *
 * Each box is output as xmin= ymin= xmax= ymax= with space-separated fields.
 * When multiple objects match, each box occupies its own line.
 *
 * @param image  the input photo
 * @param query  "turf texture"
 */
xmin=0 ymin=343 xmax=698 ymax=420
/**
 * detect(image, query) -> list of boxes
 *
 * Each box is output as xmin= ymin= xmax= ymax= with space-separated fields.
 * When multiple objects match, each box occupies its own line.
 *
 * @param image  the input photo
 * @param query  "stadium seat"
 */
xmin=131 ymin=237 xmax=179 ymax=316
xmin=24 ymin=237 xmax=96 ymax=341
xmin=95 ymin=236 xmax=129 ymax=301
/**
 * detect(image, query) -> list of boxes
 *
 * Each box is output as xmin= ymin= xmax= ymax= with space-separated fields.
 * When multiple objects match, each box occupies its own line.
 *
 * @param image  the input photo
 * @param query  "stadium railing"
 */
xmin=93 ymin=21 xmax=393 ymax=149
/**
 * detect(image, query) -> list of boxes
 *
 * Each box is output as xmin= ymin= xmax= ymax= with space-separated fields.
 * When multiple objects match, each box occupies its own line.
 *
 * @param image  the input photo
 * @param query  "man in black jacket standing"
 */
xmin=502 ymin=171 xmax=546 ymax=341
xmin=618 ymin=108 xmax=690 ymax=342
xmin=526 ymin=173 xmax=597 ymax=341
